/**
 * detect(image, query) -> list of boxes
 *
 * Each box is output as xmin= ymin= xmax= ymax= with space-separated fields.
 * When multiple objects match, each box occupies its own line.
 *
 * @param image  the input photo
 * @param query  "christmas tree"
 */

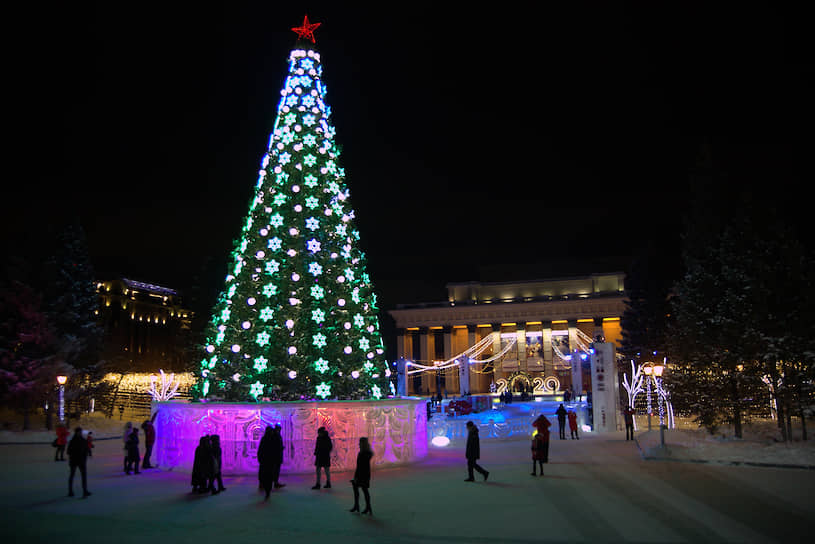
xmin=193 ymin=17 xmax=391 ymax=403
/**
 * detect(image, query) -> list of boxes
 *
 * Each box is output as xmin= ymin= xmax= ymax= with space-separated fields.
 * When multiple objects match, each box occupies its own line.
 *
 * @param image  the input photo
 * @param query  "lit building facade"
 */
xmin=95 ymin=278 xmax=193 ymax=371
xmin=388 ymin=273 xmax=626 ymax=396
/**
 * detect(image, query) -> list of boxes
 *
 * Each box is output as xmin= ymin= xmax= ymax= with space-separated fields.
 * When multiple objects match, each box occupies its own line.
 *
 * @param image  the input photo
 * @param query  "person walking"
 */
xmin=312 ymin=426 xmax=333 ymax=490
xmin=124 ymin=427 xmax=141 ymax=474
xmin=141 ymin=417 xmax=156 ymax=468
xmin=464 ymin=421 xmax=489 ymax=482
xmin=349 ymin=437 xmax=374 ymax=515
xmin=531 ymin=432 xmax=549 ymax=476
xmin=54 ymin=423 xmax=69 ymax=461
xmin=192 ymin=435 xmax=214 ymax=494
xmin=209 ymin=434 xmax=226 ymax=494
xmin=86 ymin=431 xmax=94 ymax=457
xmin=67 ymin=427 xmax=91 ymax=497
xmin=257 ymin=427 xmax=279 ymax=500
xmin=555 ymin=403 xmax=568 ymax=440
xmin=121 ymin=422 xmax=133 ymax=472
xmin=623 ymin=405 xmax=635 ymax=441
xmin=568 ymin=410 xmax=579 ymax=439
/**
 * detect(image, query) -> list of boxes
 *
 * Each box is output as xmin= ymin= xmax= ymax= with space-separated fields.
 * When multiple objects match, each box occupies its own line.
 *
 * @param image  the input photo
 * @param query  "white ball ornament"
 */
xmin=247 ymin=297 xmax=257 ymax=306
xmin=338 ymin=299 xmax=346 ymax=306
xmin=286 ymin=319 xmax=295 ymax=329
xmin=288 ymin=346 xmax=297 ymax=355
xmin=345 ymin=347 xmax=353 ymax=354
xmin=231 ymin=344 xmax=241 ymax=353
xmin=241 ymin=321 xmax=251 ymax=330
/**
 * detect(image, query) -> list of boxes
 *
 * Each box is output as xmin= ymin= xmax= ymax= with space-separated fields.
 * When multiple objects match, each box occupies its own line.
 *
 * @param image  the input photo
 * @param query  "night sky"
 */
xmin=7 ymin=3 xmax=814 ymax=346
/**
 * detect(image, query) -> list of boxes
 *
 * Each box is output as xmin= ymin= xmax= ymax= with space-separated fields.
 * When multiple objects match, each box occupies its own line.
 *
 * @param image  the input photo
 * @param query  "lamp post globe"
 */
xmin=56 ymin=375 xmax=67 ymax=423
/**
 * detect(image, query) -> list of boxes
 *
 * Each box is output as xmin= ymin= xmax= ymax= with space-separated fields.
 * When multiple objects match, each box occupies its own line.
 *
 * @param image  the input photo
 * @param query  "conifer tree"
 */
xmin=193 ymin=23 xmax=391 ymax=402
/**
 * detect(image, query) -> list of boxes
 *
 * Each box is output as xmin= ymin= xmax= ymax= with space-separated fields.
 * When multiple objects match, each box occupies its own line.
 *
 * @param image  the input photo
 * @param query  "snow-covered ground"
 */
xmin=2 ymin=427 xmax=814 ymax=543
xmin=0 ymin=411 xmax=141 ymax=443
xmin=636 ymin=419 xmax=815 ymax=467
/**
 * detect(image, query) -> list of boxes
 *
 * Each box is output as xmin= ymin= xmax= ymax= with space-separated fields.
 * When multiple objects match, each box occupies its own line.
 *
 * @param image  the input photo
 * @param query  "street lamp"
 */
xmin=56 ymin=375 xmax=67 ymax=423
xmin=642 ymin=363 xmax=653 ymax=431
xmin=653 ymin=361 xmax=666 ymax=448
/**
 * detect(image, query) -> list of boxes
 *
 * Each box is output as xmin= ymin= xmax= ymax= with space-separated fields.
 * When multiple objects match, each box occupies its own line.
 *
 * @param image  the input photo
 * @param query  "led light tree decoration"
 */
xmin=192 ymin=18 xmax=389 ymax=402
xmin=621 ymin=361 xmax=644 ymax=431
xmin=149 ymin=370 xmax=181 ymax=402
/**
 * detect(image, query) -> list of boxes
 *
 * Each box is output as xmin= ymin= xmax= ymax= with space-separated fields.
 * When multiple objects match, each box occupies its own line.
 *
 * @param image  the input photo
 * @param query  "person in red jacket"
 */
xmin=86 ymin=432 xmax=94 ymax=457
xmin=54 ymin=424 xmax=69 ymax=461
xmin=568 ymin=410 xmax=579 ymax=440
xmin=531 ymin=415 xmax=550 ymax=476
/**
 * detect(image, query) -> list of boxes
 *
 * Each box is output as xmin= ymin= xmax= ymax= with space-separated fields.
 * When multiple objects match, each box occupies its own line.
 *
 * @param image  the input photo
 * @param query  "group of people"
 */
xmin=191 ymin=434 xmax=226 ymax=494
xmin=253 ymin=424 xmax=374 ymax=514
xmin=55 ymin=405 xmax=604 ymax=505
xmin=463 ymin=413 xmax=554 ymax=481
xmin=555 ymin=403 xmax=580 ymax=440
xmin=121 ymin=417 xmax=158 ymax=475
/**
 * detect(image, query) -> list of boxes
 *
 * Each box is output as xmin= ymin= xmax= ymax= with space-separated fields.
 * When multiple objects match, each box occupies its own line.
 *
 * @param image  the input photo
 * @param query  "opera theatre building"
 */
xmin=388 ymin=273 xmax=626 ymax=397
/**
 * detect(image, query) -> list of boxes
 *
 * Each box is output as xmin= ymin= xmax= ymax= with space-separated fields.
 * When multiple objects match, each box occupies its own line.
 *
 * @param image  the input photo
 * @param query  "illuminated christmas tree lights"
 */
xmin=193 ymin=20 xmax=391 ymax=402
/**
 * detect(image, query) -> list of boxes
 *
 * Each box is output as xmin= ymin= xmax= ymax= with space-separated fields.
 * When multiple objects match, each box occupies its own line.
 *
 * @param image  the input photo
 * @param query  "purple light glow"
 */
xmin=153 ymin=398 xmax=427 ymax=475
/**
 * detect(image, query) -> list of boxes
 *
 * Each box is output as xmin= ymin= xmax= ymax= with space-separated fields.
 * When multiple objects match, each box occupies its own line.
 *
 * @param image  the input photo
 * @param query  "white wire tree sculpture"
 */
xmin=149 ymin=370 xmax=181 ymax=402
xmin=621 ymin=360 xmax=645 ymax=431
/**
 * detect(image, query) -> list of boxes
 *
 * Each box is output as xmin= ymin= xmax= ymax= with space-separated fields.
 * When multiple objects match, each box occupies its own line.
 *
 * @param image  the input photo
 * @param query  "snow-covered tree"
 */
xmin=0 ymin=280 xmax=71 ymax=429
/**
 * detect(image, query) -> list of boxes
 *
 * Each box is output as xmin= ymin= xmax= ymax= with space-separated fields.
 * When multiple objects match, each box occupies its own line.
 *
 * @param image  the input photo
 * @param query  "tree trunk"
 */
xmin=782 ymin=362 xmax=793 ymax=440
xmin=22 ymin=397 xmax=31 ymax=431
xmin=795 ymin=368 xmax=807 ymax=441
xmin=731 ymin=376 xmax=742 ymax=439
xmin=769 ymin=362 xmax=787 ymax=442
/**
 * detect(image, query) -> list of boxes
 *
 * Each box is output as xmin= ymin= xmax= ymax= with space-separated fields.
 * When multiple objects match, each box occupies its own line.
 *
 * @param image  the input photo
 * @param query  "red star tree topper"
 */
xmin=292 ymin=15 xmax=321 ymax=43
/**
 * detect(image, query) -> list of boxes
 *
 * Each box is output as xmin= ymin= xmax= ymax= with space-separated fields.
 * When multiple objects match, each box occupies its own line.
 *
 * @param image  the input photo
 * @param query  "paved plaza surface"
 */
xmin=1 ymin=430 xmax=813 ymax=543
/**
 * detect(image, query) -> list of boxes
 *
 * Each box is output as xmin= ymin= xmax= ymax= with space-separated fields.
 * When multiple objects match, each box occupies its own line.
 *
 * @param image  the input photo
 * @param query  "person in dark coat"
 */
xmin=141 ymin=416 xmax=157 ymax=468
xmin=464 ymin=420 xmax=489 ymax=482
xmin=54 ymin=424 xmax=69 ymax=461
xmin=623 ymin=405 xmax=636 ymax=440
xmin=257 ymin=427 xmax=276 ymax=500
xmin=209 ymin=434 xmax=226 ymax=494
xmin=531 ymin=415 xmax=551 ymax=476
xmin=67 ymin=427 xmax=91 ymax=497
xmin=312 ymin=426 xmax=332 ymax=490
xmin=349 ymin=437 xmax=373 ymax=515
xmin=555 ymin=403 xmax=568 ymax=439
xmin=121 ymin=422 xmax=133 ymax=472
xmin=268 ymin=425 xmax=286 ymax=490
xmin=124 ymin=428 xmax=141 ymax=474
xmin=191 ymin=435 xmax=214 ymax=494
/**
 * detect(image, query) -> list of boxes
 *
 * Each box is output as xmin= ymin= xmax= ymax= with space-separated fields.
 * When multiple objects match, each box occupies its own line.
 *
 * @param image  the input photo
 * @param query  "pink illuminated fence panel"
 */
xmin=153 ymin=398 xmax=427 ymax=475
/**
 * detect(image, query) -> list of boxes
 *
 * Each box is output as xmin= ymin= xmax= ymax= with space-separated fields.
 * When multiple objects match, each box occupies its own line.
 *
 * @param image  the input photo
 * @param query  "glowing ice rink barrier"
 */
xmin=152 ymin=398 xmax=427 ymax=475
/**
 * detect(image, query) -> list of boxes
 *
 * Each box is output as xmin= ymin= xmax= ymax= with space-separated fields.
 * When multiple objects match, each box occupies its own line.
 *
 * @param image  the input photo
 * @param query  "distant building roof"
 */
xmin=122 ymin=278 xmax=178 ymax=296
